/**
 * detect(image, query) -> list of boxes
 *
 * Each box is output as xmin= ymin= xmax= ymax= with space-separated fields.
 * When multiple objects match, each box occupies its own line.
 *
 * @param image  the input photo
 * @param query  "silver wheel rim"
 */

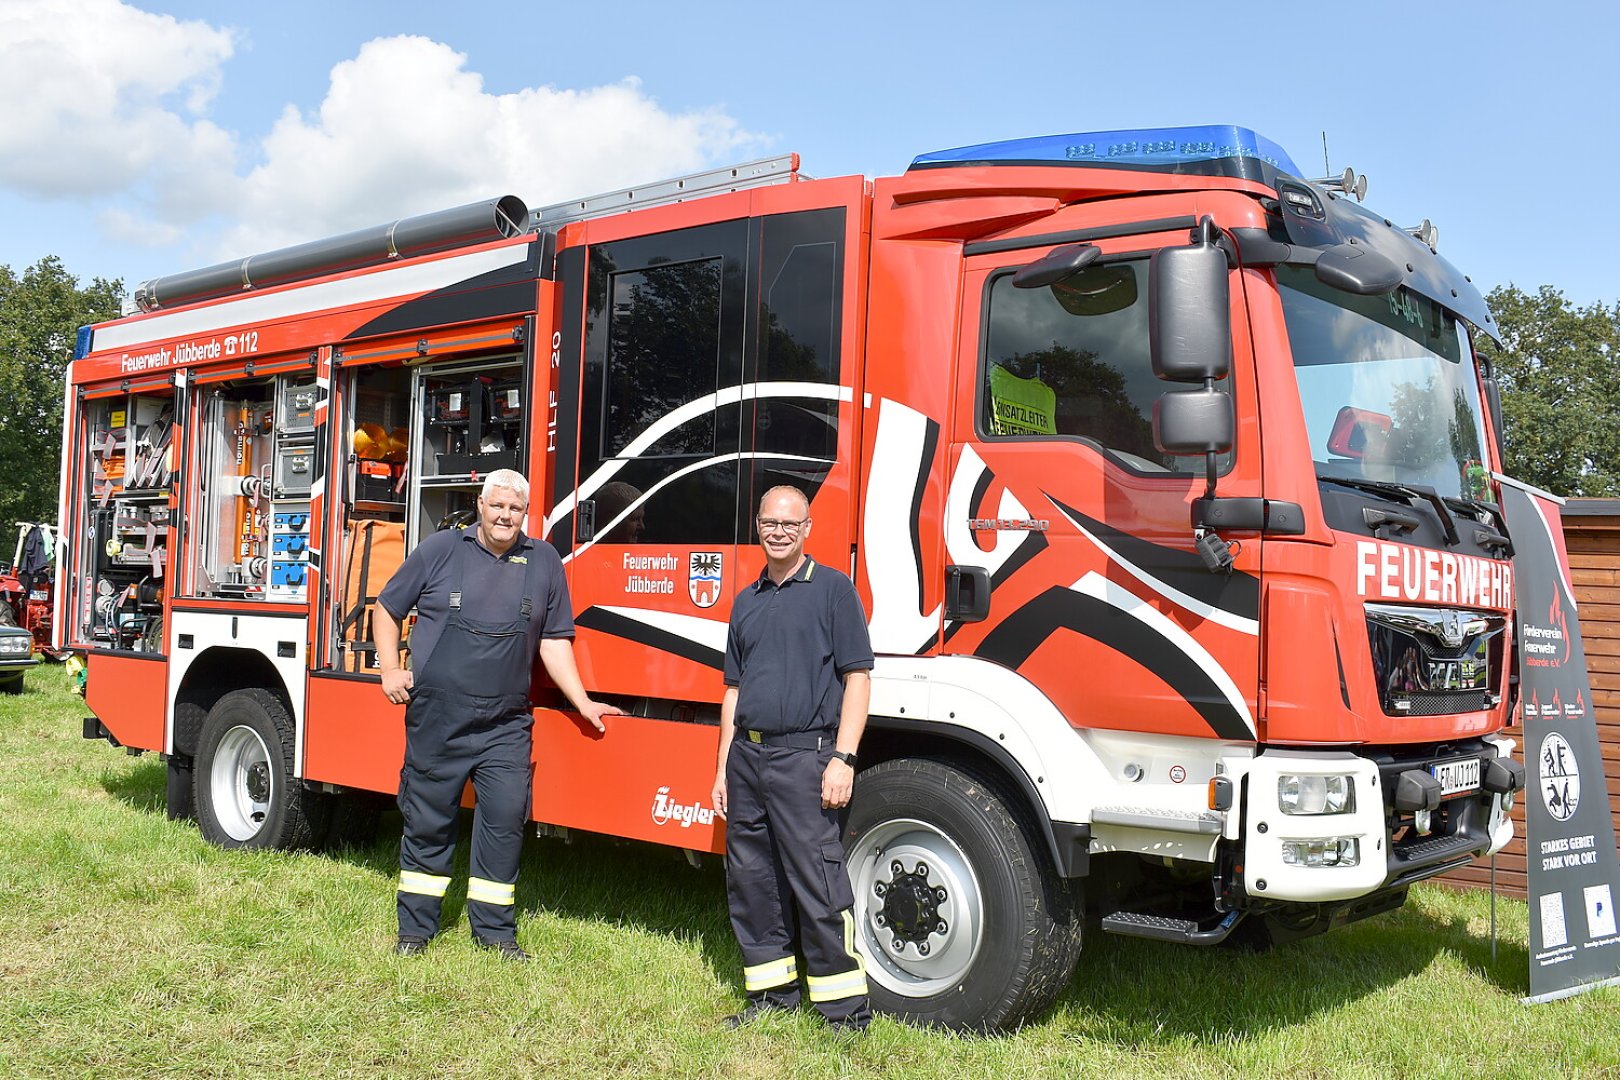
xmin=210 ymin=724 xmax=273 ymax=842
xmin=847 ymin=817 xmax=985 ymax=996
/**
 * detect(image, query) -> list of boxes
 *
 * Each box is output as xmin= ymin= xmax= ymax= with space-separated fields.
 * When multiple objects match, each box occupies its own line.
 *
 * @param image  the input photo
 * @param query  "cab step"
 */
xmin=1101 ymin=908 xmax=1243 ymax=945
xmin=1091 ymin=806 xmax=1223 ymax=834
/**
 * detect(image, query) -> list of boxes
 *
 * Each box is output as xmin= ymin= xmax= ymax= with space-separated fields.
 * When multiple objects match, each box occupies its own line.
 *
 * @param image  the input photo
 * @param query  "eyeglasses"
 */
xmin=757 ymin=517 xmax=808 ymax=535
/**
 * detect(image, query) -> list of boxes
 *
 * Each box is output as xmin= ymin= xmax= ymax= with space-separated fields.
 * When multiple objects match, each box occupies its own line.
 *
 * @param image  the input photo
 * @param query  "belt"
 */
xmin=740 ymin=729 xmax=833 ymax=751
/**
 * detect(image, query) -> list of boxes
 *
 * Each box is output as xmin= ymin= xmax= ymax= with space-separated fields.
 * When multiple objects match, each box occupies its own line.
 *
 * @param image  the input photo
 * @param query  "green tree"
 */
xmin=0 ymin=258 xmax=123 ymax=530
xmin=1478 ymin=284 xmax=1620 ymax=497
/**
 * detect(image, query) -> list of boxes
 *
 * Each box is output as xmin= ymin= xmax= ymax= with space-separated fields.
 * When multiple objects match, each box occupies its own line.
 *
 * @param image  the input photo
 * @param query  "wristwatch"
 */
xmin=832 ymin=750 xmax=858 ymax=768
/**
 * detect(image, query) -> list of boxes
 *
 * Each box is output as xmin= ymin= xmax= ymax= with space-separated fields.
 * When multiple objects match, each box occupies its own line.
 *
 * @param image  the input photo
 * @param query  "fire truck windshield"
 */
xmin=1278 ymin=266 xmax=1492 ymax=503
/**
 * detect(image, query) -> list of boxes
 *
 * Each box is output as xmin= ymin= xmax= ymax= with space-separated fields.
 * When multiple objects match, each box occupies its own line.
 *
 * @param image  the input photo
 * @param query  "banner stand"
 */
xmin=1498 ymin=475 xmax=1620 ymax=1004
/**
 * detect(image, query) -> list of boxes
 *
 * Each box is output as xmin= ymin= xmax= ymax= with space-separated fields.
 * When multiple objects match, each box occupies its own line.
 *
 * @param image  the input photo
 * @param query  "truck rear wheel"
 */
xmin=843 ymin=757 xmax=1083 ymax=1031
xmin=193 ymin=689 xmax=322 ymax=850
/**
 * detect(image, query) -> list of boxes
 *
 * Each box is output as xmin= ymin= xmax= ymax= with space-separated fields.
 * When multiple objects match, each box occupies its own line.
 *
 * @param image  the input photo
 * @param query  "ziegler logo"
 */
xmin=969 ymin=518 xmax=1049 ymax=532
xmin=651 ymin=786 xmax=715 ymax=828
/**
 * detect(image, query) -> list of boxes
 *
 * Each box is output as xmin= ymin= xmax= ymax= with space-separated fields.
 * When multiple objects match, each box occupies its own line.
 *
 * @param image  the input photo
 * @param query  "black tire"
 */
xmin=0 ymin=599 xmax=17 ymax=627
xmin=193 ymin=688 xmax=323 ymax=850
xmin=0 ymin=676 xmax=22 ymax=695
xmin=843 ymin=757 xmax=1083 ymax=1032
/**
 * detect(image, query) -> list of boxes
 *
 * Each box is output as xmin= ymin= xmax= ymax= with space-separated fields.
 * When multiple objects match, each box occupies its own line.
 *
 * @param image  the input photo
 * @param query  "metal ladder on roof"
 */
xmin=529 ymin=154 xmax=802 ymax=231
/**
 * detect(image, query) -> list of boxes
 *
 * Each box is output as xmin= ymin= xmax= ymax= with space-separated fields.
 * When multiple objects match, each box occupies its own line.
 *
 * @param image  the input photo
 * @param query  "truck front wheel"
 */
xmin=193 ymin=689 xmax=322 ymax=850
xmin=843 ymin=757 xmax=1083 ymax=1032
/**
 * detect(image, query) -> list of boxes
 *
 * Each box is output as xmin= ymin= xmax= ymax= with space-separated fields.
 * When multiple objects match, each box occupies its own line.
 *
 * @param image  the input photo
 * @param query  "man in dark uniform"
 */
xmin=374 ymin=469 xmax=610 ymax=959
xmin=710 ymin=485 xmax=873 ymax=1031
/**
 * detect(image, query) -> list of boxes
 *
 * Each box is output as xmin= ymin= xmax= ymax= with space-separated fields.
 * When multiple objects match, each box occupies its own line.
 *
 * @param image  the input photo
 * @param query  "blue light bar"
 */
xmin=911 ymin=124 xmax=1302 ymax=180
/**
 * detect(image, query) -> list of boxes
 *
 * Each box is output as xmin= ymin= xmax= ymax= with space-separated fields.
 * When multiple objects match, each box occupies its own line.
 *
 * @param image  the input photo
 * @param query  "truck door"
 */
xmin=550 ymin=195 xmax=862 ymax=708
xmin=549 ymin=218 xmax=749 ymax=704
xmin=945 ymin=234 xmax=1262 ymax=745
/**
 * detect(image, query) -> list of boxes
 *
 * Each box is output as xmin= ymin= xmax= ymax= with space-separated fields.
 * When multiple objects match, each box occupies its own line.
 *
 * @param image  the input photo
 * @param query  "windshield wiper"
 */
xmin=1442 ymin=496 xmax=1513 ymax=556
xmin=1318 ymin=474 xmax=1460 ymax=547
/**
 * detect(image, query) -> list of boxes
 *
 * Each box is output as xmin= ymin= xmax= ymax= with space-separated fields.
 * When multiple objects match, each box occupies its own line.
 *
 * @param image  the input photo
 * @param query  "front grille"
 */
xmin=1365 ymin=604 xmax=1505 ymax=716
xmin=1397 ymin=690 xmax=1488 ymax=716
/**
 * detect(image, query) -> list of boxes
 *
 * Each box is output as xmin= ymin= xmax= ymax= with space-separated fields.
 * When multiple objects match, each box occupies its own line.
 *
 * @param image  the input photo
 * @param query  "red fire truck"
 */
xmin=67 ymin=125 xmax=1527 ymax=1030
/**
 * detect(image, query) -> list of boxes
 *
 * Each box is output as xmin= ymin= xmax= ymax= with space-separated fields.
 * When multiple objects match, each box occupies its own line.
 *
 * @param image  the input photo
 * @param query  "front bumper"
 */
xmin=0 ymin=657 xmax=38 ymax=683
xmin=1238 ymin=739 xmax=1520 ymax=903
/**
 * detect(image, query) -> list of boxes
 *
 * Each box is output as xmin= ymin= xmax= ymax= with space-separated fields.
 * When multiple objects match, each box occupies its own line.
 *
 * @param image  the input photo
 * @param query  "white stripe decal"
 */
xmin=94 ymin=246 xmax=529 ymax=351
xmin=1072 ymin=571 xmax=1255 ymax=734
xmin=561 ymin=451 xmax=824 ymax=562
xmin=864 ymin=398 xmax=941 ymax=654
xmin=595 ymin=606 xmax=729 ymax=654
xmin=943 ymin=443 xmax=1033 ymax=574
xmin=545 ymin=381 xmax=852 ymax=537
xmin=1050 ymin=502 xmax=1259 ymax=636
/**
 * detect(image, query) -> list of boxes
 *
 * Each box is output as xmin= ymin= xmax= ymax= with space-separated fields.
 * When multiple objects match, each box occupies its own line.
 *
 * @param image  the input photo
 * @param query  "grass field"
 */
xmin=2 ymin=662 xmax=1616 ymax=1078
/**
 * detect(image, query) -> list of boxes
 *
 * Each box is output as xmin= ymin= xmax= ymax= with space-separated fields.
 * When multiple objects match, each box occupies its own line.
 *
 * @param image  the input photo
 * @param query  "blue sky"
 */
xmin=3 ymin=0 xmax=1615 ymax=309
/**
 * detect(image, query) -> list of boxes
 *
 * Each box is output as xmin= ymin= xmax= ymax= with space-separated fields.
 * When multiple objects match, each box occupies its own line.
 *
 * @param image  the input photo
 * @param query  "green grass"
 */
xmin=1 ymin=663 xmax=1616 ymax=1078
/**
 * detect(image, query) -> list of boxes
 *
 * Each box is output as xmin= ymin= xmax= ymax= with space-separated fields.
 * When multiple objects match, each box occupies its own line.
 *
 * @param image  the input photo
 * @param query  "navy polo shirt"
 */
xmin=378 ymin=527 xmax=574 ymax=672
xmin=724 ymin=557 xmax=874 ymax=736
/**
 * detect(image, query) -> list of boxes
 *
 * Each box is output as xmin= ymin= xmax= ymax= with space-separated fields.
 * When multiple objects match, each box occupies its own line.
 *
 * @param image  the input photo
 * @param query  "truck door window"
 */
xmin=744 ymin=208 xmax=844 ymax=518
xmin=980 ymin=258 xmax=1220 ymax=474
xmin=581 ymin=221 xmax=747 ymax=545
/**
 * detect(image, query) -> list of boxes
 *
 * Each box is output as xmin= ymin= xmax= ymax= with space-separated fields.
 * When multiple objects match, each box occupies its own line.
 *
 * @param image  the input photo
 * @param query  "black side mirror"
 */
xmin=1149 ymin=241 xmax=1231 ymax=382
xmin=1153 ymin=389 xmax=1234 ymax=455
xmin=1149 ymin=218 xmax=1235 ymax=523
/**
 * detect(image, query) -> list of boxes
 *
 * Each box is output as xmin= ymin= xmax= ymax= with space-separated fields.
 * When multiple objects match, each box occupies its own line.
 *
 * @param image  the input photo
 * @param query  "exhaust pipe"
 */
xmin=133 ymin=195 xmax=530 ymax=313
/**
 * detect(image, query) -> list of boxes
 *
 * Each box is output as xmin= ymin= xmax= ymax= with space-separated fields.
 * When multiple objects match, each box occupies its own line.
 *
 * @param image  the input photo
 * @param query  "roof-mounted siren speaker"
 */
xmin=133 ymin=195 xmax=531 ymax=313
xmin=1311 ymin=166 xmax=1368 ymax=202
xmin=1405 ymin=219 xmax=1440 ymax=252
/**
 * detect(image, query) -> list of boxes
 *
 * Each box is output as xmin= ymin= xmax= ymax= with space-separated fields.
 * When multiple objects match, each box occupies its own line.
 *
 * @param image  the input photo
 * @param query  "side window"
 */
xmin=604 ymin=260 xmax=723 ymax=457
xmin=744 ymin=207 xmax=845 ymax=518
xmin=580 ymin=221 xmax=747 ymax=545
xmin=980 ymin=258 xmax=1219 ymax=474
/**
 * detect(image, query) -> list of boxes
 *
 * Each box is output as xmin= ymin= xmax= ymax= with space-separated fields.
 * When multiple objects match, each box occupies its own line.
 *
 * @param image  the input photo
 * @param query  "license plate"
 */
xmin=1429 ymin=757 xmax=1481 ymax=797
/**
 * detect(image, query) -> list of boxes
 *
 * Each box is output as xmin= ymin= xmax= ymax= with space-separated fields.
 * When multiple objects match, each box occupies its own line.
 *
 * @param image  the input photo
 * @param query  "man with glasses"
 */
xmin=711 ymin=485 xmax=874 ymax=1033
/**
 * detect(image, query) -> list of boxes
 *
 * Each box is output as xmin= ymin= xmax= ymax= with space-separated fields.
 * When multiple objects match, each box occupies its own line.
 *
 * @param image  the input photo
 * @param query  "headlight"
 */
xmin=1281 ymin=838 xmax=1361 ymax=867
xmin=1278 ymin=773 xmax=1355 ymax=815
xmin=0 ymin=637 xmax=30 ymax=656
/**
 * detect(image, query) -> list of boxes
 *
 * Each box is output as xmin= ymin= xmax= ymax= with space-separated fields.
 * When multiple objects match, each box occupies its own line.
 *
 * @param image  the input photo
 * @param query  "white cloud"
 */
xmin=0 ymin=4 xmax=761 ymax=270
xmin=0 ymin=0 xmax=237 ymax=200
xmin=221 ymin=36 xmax=758 ymax=257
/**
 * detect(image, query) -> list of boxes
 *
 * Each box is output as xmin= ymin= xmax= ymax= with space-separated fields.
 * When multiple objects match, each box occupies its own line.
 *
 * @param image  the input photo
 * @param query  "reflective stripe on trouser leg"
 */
xmin=466 ymin=877 xmax=516 ymax=906
xmin=743 ymin=955 xmax=800 ymax=993
xmin=806 ymin=911 xmax=869 ymax=1002
xmin=399 ymin=870 xmax=452 ymax=897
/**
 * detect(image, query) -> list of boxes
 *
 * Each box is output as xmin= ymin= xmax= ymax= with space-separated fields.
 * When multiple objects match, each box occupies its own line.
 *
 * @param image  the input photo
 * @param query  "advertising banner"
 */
xmin=1499 ymin=477 xmax=1620 ymax=1002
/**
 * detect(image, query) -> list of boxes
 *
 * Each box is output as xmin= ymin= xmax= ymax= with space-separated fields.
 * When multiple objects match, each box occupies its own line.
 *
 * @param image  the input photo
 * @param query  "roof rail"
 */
xmin=530 ymin=154 xmax=802 ymax=230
